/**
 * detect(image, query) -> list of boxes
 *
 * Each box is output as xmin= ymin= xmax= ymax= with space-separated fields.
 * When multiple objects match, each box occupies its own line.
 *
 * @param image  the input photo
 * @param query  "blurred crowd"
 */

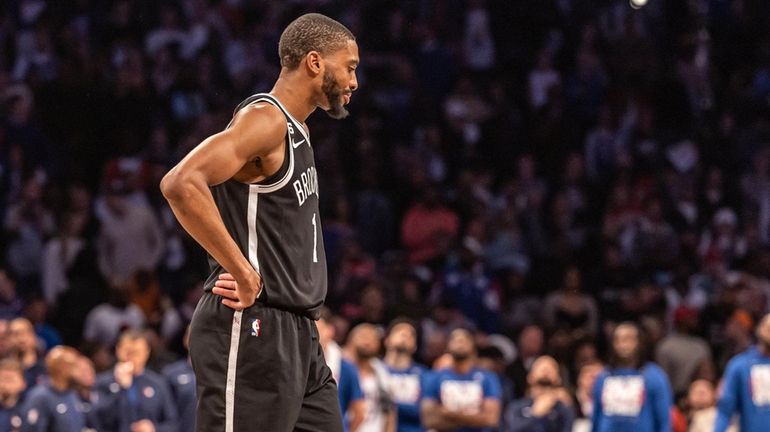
xmin=1 ymin=0 xmax=770 ymax=430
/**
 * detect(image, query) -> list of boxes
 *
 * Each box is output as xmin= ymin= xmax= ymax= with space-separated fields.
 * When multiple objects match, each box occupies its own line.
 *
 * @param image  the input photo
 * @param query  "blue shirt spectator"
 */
xmin=387 ymin=364 xmax=428 ymax=432
xmin=591 ymin=364 xmax=672 ymax=432
xmin=421 ymin=328 xmax=502 ymax=432
xmin=716 ymin=320 xmax=770 ymax=432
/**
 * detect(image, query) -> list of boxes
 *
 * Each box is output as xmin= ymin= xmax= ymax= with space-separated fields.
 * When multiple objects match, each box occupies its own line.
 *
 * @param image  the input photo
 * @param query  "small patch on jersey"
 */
xmin=144 ymin=386 xmax=155 ymax=398
xmin=27 ymin=409 xmax=39 ymax=424
xmin=109 ymin=382 xmax=121 ymax=393
xmin=178 ymin=374 xmax=192 ymax=385
xmin=56 ymin=403 xmax=67 ymax=414
xmin=11 ymin=415 xmax=22 ymax=428
xmin=251 ymin=318 xmax=261 ymax=337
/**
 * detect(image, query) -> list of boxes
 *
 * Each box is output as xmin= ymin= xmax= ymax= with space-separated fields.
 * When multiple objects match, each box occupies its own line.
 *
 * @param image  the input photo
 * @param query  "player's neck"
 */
xmin=384 ymin=351 xmax=411 ymax=369
xmin=49 ymin=376 xmax=70 ymax=392
xmin=452 ymin=359 xmax=474 ymax=374
xmin=271 ymin=75 xmax=316 ymax=123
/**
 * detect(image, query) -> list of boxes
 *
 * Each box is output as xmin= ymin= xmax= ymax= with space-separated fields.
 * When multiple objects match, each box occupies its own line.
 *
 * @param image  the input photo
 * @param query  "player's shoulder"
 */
xmin=230 ymin=101 xmax=287 ymax=135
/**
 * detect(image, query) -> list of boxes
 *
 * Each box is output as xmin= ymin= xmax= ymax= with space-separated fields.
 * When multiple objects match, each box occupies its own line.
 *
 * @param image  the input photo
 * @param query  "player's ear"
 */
xmin=305 ymin=51 xmax=322 ymax=76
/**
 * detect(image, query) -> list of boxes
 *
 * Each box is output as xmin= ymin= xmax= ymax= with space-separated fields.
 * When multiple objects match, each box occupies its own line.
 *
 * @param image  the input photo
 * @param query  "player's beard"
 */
xmin=322 ymin=71 xmax=349 ymax=120
xmin=355 ymin=346 xmax=377 ymax=360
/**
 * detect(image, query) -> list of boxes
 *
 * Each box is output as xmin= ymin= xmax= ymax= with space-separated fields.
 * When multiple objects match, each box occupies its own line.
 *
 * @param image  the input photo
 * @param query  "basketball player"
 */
xmin=160 ymin=13 xmax=358 ymax=432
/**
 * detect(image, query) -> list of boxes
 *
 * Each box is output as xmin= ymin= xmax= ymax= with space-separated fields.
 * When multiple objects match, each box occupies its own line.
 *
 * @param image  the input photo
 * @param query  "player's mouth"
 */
xmin=343 ymin=93 xmax=351 ymax=105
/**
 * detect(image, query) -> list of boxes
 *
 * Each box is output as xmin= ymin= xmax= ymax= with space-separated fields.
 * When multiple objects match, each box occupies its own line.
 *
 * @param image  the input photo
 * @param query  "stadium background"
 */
xmin=1 ymin=0 xmax=770 ymax=430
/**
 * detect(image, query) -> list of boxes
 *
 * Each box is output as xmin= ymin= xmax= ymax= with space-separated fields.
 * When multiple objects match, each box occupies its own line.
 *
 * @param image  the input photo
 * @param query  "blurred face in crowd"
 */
xmin=9 ymin=318 xmax=37 ymax=355
xmin=577 ymin=362 xmax=604 ymax=395
xmin=116 ymin=335 xmax=151 ymax=373
xmin=527 ymin=356 xmax=561 ymax=389
xmin=385 ymin=322 xmax=417 ymax=356
xmin=45 ymin=346 xmax=80 ymax=388
xmin=612 ymin=323 xmax=640 ymax=363
xmin=447 ymin=328 xmax=475 ymax=362
xmin=518 ymin=325 xmax=544 ymax=358
xmin=349 ymin=324 xmax=381 ymax=360
xmin=757 ymin=314 xmax=770 ymax=353
xmin=0 ymin=361 xmax=26 ymax=406
xmin=687 ymin=380 xmax=716 ymax=411
xmin=72 ymin=356 xmax=96 ymax=390
xmin=0 ymin=320 xmax=9 ymax=357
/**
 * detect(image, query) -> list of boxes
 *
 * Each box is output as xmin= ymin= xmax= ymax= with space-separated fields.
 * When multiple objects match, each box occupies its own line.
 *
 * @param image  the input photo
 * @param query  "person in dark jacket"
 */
xmin=503 ymin=355 xmax=574 ymax=432
xmin=93 ymin=330 xmax=177 ymax=432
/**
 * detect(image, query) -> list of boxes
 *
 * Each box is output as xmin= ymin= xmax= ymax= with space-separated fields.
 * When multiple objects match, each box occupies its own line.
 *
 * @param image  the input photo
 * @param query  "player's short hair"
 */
xmin=278 ymin=13 xmax=355 ymax=69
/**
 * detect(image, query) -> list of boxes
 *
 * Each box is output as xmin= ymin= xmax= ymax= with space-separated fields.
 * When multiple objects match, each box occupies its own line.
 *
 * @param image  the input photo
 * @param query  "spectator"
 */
xmin=344 ymin=323 xmax=396 ymax=432
xmin=543 ymin=266 xmax=598 ymax=339
xmin=591 ymin=322 xmax=672 ymax=432
xmin=687 ymin=379 xmax=735 ymax=432
xmin=716 ymin=313 xmax=770 ymax=432
xmin=8 ymin=318 xmax=45 ymax=390
xmin=0 ymin=270 xmax=23 ymax=320
xmin=383 ymin=318 xmax=428 ymax=432
xmin=655 ymin=306 xmax=713 ymax=398
xmin=317 ymin=308 xmax=365 ymax=432
xmin=22 ymin=296 xmax=61 ymax=352
xmin=572 ymin=361 xmax=604 ymax=432
xmin=162 ymin=327 xmax=195 ymax=432
xmin=96 ymin=181 xmax=164 ymax=283
xmin=400 ymin=187 xmax=459 ymax=266
xmin=82 ymin=283 xmax=145 ymax=347
xmin=0 ymin=358 xmax=26 ymax=431
xmin=0 ymin=319 xmax=10 ymax=358
xmin=503 ymin=355 xmax=574 ymax=432
xmin=508 ymin=324 xmax=546 ymax=398
xmin=71 ymin=356 xmax=97 ymax=422
xmin=93 ymin=330 xmax=177 ymax=432
xmin=19 ymin=346 xmax=89 ymax=432
xmin=421 ymin=327 xmax=502 ymax=432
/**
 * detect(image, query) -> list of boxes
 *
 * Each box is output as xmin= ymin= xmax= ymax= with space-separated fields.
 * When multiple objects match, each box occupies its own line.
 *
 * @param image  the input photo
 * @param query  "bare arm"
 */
xmin=160 ymin=103 xmax=286 ymax=309
xmin=347 ymin=399 xmax=366 ymax=432
xmin=420 ymin=399 xmax=460 ymax=431
xmin=384 ymin=407 xmax=396 ymax=432
xmin=444 ymin=399 xmax=501 ymax=429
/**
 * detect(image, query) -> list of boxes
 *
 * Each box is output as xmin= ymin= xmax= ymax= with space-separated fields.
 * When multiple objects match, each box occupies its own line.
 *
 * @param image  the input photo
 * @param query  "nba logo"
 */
xmin=251 ymin=318 xmax=261 ymax=337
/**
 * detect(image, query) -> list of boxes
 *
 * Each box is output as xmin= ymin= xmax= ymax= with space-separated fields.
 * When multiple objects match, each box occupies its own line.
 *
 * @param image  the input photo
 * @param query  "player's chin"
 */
xmin=325 ymin=104 xmax=349 ymax=120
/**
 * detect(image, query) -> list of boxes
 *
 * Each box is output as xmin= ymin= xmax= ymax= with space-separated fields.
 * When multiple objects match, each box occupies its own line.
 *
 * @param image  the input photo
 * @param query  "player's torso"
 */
xmin=207 ymin=93 xmax=327 ymax=317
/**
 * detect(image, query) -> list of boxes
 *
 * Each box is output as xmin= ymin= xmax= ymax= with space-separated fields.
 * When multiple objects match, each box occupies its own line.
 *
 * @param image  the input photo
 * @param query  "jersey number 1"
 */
xmin=312 ymin=213 xmax=318 ymax=263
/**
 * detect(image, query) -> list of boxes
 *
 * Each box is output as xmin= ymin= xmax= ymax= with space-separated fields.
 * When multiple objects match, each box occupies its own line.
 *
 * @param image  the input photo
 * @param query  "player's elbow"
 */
xmin=160 ymin=169 xmax=191 ymax=202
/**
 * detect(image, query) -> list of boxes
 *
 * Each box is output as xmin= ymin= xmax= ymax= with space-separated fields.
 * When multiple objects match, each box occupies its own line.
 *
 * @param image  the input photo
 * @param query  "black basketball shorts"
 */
xmin=189 ymin=292 xmax=343 ymax=431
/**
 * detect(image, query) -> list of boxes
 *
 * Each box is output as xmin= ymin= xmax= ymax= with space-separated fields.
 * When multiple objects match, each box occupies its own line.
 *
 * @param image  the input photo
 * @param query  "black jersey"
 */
xmin=203 ymin=93 xmax=328 ymax=319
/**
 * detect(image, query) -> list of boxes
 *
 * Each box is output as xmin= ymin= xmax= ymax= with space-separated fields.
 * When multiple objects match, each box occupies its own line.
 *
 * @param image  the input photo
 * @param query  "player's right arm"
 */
xmin=715 ymin=358 xmax=741 ymax=432
xmin=160 ymin=104 xmax=286 ymax=310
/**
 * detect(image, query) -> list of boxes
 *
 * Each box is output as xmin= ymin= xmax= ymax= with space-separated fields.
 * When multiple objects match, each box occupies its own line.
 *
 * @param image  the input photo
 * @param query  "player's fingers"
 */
xmin=221 ymin=298 xmax=244 ymax=311
xmin=214 ymin=279 xmax=237 ymax=290
xmin=212 ymin=287 xmax=238 ymax=300
xmin=218 ymin=273 xmax=236 ymax=281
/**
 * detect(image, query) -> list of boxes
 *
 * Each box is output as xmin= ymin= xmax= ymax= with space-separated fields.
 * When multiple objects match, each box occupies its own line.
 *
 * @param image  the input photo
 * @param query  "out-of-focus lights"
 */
xmin=630 ymin=0 xmax=648 ymax=9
